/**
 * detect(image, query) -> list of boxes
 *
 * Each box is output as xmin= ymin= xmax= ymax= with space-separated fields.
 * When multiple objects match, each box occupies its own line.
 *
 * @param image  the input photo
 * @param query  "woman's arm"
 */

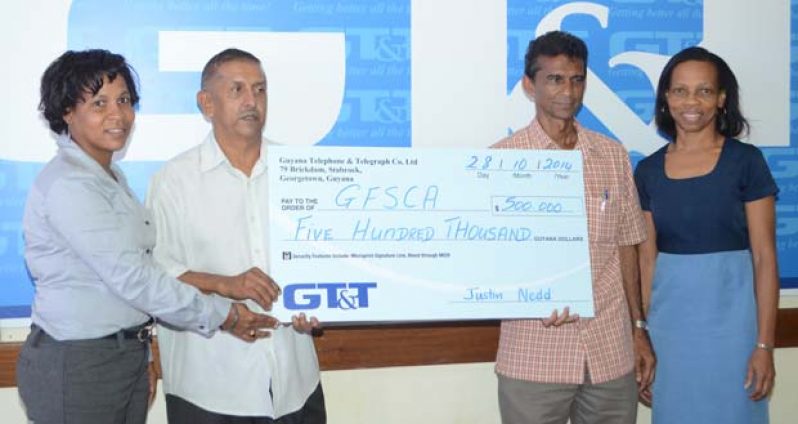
xmin=638 ymin=212 xmax=658 ymax=315
xmin=635 ymin=211 xmax=658 ymax=402
xmin=744 ymin=196 xmax=779 ymax=400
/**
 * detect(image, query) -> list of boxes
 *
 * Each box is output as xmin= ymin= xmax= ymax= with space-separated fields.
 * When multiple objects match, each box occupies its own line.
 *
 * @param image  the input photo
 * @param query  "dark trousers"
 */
xmin=165 ymin=383 xmax=326 ymax=424
xmin=17 ymin=325 xmax=150 ymax=424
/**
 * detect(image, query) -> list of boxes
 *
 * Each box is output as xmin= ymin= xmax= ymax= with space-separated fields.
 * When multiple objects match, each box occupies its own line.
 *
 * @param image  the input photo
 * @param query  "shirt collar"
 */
xmin=527 ymin=119 xmax=597 ymax=154
xmin=198 ymin=131 xmax=269 ymax=177
xmin=56 ymin=133 xmax=125 ymax=182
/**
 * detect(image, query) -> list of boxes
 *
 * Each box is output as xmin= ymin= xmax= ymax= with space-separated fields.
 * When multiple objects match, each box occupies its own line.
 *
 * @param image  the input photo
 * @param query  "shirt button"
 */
xmin=145 ymin=248 xmax=152 ymax=254
xmin=144 ymin=220 xmax=150 ymax=225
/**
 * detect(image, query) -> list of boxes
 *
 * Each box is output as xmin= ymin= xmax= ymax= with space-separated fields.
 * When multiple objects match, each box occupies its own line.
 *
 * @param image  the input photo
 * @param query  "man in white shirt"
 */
xmin=147 ymin=48 xmax=325 ymax=423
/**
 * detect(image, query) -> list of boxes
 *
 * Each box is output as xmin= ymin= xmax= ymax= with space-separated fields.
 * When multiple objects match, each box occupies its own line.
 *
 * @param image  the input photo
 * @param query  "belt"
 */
xmin=101 ymin=318 xmax=155 ymax=342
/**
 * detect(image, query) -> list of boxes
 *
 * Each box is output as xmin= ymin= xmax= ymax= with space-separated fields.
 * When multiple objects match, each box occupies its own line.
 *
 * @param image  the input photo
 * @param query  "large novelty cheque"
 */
xmin=267 ymin=146 xmax=594 ymax=323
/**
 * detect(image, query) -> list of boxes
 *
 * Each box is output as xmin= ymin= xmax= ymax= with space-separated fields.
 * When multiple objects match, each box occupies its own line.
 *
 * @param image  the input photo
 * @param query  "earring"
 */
xmin=718 ymin=107 xmax=728 ymax=132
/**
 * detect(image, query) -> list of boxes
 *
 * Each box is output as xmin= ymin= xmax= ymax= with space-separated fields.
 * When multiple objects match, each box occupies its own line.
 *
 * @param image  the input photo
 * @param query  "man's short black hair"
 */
xmin=524 ymin=31 xmax=588 ymax=79
xmin=200 ymin=48 xmax=262 ymax=89
xmin=39 ymin=49 xmax=140 ymax=134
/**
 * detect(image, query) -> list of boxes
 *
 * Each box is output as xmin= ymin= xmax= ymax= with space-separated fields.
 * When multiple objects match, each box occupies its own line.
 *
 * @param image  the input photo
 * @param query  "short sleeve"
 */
xmin=741 ymin=146 xmax=779 ymax=202
xmin=634 ymin=163 xmax=650 ymax=211
xmin=618 ymin=153 xmax=646 ymax=246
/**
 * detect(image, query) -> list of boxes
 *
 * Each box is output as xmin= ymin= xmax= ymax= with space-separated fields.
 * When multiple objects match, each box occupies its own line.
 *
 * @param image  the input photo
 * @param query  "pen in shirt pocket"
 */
xmin=600 ymin=188 xmax=609 ymax=212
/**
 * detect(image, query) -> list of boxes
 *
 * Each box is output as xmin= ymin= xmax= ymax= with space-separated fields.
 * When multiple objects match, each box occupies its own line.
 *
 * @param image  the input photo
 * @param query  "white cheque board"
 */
xmin=267 ymin=146 xmax=593 ymax=323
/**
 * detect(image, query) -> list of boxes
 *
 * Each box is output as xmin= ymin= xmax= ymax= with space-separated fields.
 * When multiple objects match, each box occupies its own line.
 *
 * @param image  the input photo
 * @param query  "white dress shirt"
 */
xmin=147 ymin=133 xmax=320 ymax=417
xmin=22 ymin=135 xmax=230 ymax=341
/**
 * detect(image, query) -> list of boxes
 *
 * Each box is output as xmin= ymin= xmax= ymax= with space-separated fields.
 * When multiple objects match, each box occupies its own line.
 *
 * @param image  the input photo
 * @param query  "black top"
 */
xmin=634 ymin=138 xmax=778 ymax=254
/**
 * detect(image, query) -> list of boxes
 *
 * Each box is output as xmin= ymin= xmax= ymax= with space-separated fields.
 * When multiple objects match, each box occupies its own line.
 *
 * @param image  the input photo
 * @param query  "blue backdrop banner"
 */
xmin=1 ymin=0 xmax=795 ymax=319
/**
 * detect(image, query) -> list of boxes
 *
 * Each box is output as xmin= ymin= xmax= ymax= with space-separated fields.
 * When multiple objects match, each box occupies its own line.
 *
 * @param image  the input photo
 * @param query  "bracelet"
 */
xmin=224 ymin=304 xmax=240 ymax=331
xmin=633 ymin=319 xmax=648 ymax=330
xmin=755 ymin=342 xmax=774 ymax=352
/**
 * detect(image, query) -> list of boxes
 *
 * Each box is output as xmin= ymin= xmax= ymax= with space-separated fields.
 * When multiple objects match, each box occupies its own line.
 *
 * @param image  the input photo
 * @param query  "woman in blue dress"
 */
xmin=635 ymin=46 xmax=779 ymax=423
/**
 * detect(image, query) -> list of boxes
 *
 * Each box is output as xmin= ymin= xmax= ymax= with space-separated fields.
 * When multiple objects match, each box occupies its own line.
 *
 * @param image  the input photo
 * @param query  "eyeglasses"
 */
xmin=666 ymin=86 xmax=719 ymax=101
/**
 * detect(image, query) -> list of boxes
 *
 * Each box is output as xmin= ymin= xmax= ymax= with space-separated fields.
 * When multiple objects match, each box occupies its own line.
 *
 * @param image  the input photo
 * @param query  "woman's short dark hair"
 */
xmin=525 ymin=31 xmax=588 ymax=79
xmin=654 ymin=46 xmax=748 ymax=141
xmin=40 ymin=49 xmax=140 ymax=134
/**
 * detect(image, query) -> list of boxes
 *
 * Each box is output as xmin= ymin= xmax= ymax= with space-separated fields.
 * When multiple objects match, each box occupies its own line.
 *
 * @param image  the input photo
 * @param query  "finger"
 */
xmin=747 ymin=368 xmax=761 ymax=400
xmin=753 ymin=370 xmax=768 ymax=400
xmin=754 ymin=376 xmax=773 ymax=400
xmin=291 ymin=315 xmax=308 ymax=332
xmin=238 ymin=307 xmax=278 ymax=331
xmin=149 ymin=382 xmax=157 ymax=406
xmin=310 ymin=316 xmax=320 ymax=328
xmin=251 ymin=313 xmax=280 ymax=329
xmin=240 ymin=327 xmax=265 ymax=342
xmin=636 ymin=353 xmax=650 ymax=385
xmin=553 ymin=307 xmax=570 ymax=326
xmin=229 ymin=323 xmax=254 ymax=342
xmin=148 ymin=372 xmax=157 ymax=408
xmin=253 ymin=268 xmax=282 ymax=297
xmin=253 ymin=329 xmax=272 ymax=339
xmin=296 ymin=313 xmax=308 ymax=326
xmin=249 ymin=285 xmax=274 ymax=310
xmin=254 ymin=274 xmax=280 ymax=301
xmin=756 ymin=373 xmax=767 ymax=400
xmin=243 ymin=269 xmax=269 ymax=294
xmin=635 ymin=356 xmax=643 ymax=383
xmin=239 ymin=305 xmax=269 ymax=325
xmin=266 ymin=274 xmax=282 ymax=297
xmin=260 ymin=270 xmax=282 ymax=295
xmin=639 ymin=388 xmax=653 ymax=406
xmin=293 ymin=313 xmax=313 ymax=332
xmin=560 ymin=307 xmax=572 ymax=323
xmin=238 ymin=330 xmax=256 ymax=343
xmin=648 ymin=363 xmax=656 ymax=388
xmin=640 ymin=364 xmax=654 ymax=387
xmin=744 ymin=364 xmax=754 ymax=389
xmin=765 ymin=375 xmax=775 ymax=398
xmin=644 ymin=359 xmax=655 ymax=388
xmin=542 ymin=310 xmax=558 ymax=327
